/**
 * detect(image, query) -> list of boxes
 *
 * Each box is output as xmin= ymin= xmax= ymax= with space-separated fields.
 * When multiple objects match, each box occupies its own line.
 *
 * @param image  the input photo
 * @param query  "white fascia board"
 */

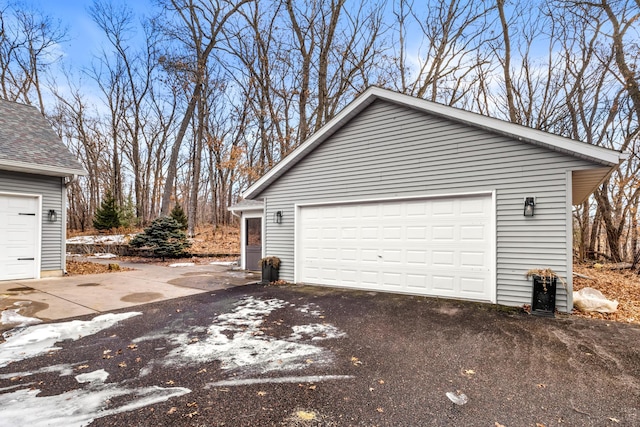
xmin=228 ymin=204 xmax=264 ymax=213
xmin=243 ymin=86 xmax=625 ymax=198
xmin=0 ymin=159 xmax=87 ymax=177
xmin=376 ymin=88 xmax=624 ymax=166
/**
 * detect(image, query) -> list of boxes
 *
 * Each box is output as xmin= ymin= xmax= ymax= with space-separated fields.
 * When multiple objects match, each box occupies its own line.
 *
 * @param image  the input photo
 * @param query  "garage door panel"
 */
xmin=0 ymin=195 xmax=39 ymax=280
xmin=382 ymin=226 xmax=402 ymax=240
xmin=381 ymin=249 xmax=402 ymax=263
xmin=460 ymin=277 xmax=487 ymax=294
xmin=382 ymin=203 xmax=402 ymax=217
xmin=461 ymin=251 xmax=485 ymax=267
xmin=382 ymin=272 xmax=403 ymax=287
xmin=433 ymin=200 xmax=455 ymax=215
xmin=360 ymin=271 xmax=379 ymax=285
xmin=460 ymin=225 xmax=486 ymax=241
xmin=407 ymin=274 xmax=428 ymax=289
xmin=432 ymin=275 xmax=455 ymax=291
xmin=433 ymin=226 xmax=454 ymax=240
xmin=406 ymin=250 xmax=427 ymax=264
xmin=299 ymin=195 xmax=493 ymax=302
xmin=406 ymin=226 xmax=427 ymax=239
xmin=432 ymin=251 xmax=454 ymax=267
xmin=460 ymin=198 xmax=487 ymax=214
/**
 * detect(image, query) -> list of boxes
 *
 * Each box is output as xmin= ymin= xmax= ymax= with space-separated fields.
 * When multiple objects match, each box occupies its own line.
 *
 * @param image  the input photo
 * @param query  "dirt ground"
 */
xmin=573 ymin=264 xmax=640 ymax=325
xmin=66 ymin=225 xmax=239 ymax=274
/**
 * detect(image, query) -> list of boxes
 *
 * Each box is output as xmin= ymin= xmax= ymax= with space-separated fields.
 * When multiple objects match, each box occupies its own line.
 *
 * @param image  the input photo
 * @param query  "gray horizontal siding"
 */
xmin=0 ymin=170 xmax=64 ymax=273
xmin=258 ymin=99 xmax=595 ymax=312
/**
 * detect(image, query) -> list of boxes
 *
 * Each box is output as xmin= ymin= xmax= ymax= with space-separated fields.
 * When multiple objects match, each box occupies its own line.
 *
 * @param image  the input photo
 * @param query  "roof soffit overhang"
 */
xmin=0 ymin=159 xmax=86 ymax=177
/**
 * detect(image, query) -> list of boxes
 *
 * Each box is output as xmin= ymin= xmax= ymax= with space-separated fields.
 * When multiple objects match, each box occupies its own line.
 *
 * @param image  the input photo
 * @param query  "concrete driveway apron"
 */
xmin=0 ymin=260 xmax=259 ymax=329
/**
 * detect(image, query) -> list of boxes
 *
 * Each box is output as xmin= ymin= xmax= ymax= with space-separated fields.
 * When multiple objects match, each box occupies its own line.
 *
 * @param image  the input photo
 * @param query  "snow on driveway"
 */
xmin=0 ymin=375 xmax=189 ymax=427
xmin=0 ymin=312 xmax=141 ymax=368
xmin=136 ymin=296 xmax=349 ymax=380
xmin=0 ymin=295 xmax=350 ymax=425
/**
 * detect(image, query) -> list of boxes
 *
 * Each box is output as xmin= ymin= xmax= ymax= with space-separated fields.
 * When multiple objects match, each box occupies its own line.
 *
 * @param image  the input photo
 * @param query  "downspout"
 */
xmin=62 ymin=174 xmax=78 ymax=275
xmin=65 ymin=174 xmax=79 ymax=187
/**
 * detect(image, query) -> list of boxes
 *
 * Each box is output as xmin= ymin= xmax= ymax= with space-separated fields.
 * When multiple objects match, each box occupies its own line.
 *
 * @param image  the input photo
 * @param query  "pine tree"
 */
xmin=93 ymin=191 xmax=121 ymax=231
xmin=120 ymin=193 xmax=137 ymax=228
xmin=129 ymin=216 xmax=191 ymax=260
xmin=170 ymin=203 xmax=188 ymax=231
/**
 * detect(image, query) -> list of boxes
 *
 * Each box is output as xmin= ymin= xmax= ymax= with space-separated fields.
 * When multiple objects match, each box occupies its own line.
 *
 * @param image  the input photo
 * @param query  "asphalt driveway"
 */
xmin=0 ymin=284 xmax=638 ymax=426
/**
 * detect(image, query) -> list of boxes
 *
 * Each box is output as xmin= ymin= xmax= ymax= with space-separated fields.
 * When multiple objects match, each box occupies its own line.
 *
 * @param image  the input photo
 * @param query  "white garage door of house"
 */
xmin=298 ymin=194 xmax=494 ymax=302
xmin=0 ymin=194 xmax=39 ymax=280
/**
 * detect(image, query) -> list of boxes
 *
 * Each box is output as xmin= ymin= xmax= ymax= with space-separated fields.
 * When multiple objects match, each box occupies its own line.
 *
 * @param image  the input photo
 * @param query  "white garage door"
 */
xmin=298 ymin=195 xmax=494 ymax=302
xmin=0 ymin=194 xmax=39 ymax=280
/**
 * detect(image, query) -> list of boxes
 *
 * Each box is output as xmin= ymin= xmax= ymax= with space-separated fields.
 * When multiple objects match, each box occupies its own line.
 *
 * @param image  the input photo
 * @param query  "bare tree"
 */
xmin=390 ymin=0 xmax=496 ymax=106
xmin=156 ymin=0 xmax=251 ymax=218
xmin=0 ymin=2 xmax=66 ymax=113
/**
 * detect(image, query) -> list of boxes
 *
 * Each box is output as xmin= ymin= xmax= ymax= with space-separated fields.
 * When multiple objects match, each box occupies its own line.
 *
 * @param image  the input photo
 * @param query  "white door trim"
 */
xmin=294 ymin=191 xmax=496 ymax=303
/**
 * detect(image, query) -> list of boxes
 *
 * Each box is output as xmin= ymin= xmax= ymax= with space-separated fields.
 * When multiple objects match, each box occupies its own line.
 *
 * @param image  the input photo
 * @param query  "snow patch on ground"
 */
xmin=0 ymin=362 xmax=86 ymax=379
xmin=0 ymin=312 xmax=141 ymax=367
xmin=209 ymin=261 xmax=236 ymax=266
xmin=136 ymin=296 xmax=345 ymax=378
xmin=66 ymin=234 xmax=134 ymax=245
xmin=206 ymin=374 xmax=354 ymax=387
xmin=297 ymin=303 xmax=322 ymax=317
xmin=1 ymin=304 xmax=43 ymax=328
xmin=290 ymin=324 xmax=346 ymax=341
xmin=75 ymin=369 xmax=109 ymax=384
xmin=0 ymin=384 xmax=190 ymax=427
xmin=168 ymin=262 xmax=195 ymax=268
xmin=88 ymin=253 xmax=117 ymax=259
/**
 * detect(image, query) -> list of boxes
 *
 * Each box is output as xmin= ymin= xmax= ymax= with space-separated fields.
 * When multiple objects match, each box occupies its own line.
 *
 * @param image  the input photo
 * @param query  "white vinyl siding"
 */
xmin=0 ymin=171 xmax=65 ymax=275
xmin=258 ymin=100 xmax=595 ymax=312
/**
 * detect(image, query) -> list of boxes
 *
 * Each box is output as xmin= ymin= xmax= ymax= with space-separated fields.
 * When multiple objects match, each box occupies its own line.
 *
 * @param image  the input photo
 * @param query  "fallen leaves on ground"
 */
xmin=295 ymin=411 xmax=316 ymax=421
xmin=573 ymin=265 xmax=640 ymax=325
xmin=66 ymin=259 xmax=133 ymax=275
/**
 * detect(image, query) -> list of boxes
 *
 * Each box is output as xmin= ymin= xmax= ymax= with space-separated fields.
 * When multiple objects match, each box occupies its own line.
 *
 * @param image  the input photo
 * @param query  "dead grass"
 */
xmin=573 ymin=264 xmax=640 ymax=325
xmin=189 ymin=225 xmax=239 ymax=255
xmin=66 ymin=259 xmax=133 ymax=275
xmin=68 ymin=225 xmax=239 ymax=255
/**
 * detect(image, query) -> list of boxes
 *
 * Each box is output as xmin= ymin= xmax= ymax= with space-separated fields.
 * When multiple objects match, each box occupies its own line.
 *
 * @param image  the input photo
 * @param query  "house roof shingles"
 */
xmin=0 ymin=99 xmax=85 ymax=177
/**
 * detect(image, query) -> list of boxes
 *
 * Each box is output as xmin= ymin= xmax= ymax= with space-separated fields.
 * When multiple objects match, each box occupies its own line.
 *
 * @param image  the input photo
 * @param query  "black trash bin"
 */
xmin=260 ymin=256 xmax=280 ymax=285
xmin=531 ymin=274 xmax=557 ymax=317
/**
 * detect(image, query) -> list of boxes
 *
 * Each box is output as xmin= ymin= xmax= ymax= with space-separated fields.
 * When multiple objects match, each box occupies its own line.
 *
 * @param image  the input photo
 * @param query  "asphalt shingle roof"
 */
xmin=0 ymin=99 xmax=85 ymax=176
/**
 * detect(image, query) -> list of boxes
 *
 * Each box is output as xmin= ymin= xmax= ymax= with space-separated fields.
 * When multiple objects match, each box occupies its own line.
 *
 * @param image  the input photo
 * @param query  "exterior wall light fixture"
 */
xmin=48 ymin=209 xmax=58 ymax=222
xmin=523 ymin=197 xmax=535 ymax=217
xmin=274 ymin=210 xmax=283 ymax=224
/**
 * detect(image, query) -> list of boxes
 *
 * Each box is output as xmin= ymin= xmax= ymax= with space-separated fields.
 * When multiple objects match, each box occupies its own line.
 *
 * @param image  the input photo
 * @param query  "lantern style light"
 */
xmin=523 ymin=197 xmax=535 ymax=217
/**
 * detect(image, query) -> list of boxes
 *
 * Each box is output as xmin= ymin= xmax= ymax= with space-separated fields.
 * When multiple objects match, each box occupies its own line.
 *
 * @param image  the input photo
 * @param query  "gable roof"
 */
xmin=0 ymin=99 xmax=86 ymax=177
xmin=243 ymin=86 xmax=626 ymax=203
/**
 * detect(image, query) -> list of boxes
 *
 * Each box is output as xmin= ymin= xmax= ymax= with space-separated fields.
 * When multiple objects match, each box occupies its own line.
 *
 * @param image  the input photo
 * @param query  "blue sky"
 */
xmin=28 ymin=0 xmax=152 ymax=69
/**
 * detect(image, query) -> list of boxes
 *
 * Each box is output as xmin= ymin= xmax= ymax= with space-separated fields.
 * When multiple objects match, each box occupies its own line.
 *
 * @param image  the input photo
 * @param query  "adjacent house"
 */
xmin=0 ymin=99 xmax=86 ymax=280
xmin=232 ymin=87 xmax=626 ymax=312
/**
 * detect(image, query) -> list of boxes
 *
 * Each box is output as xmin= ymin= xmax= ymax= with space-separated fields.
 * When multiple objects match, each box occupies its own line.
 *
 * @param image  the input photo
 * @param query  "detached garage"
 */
xmin=238 ymin=87 xmax=625 ymax=312
xmin=0 ymin=100 xmax=85 ymax=280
